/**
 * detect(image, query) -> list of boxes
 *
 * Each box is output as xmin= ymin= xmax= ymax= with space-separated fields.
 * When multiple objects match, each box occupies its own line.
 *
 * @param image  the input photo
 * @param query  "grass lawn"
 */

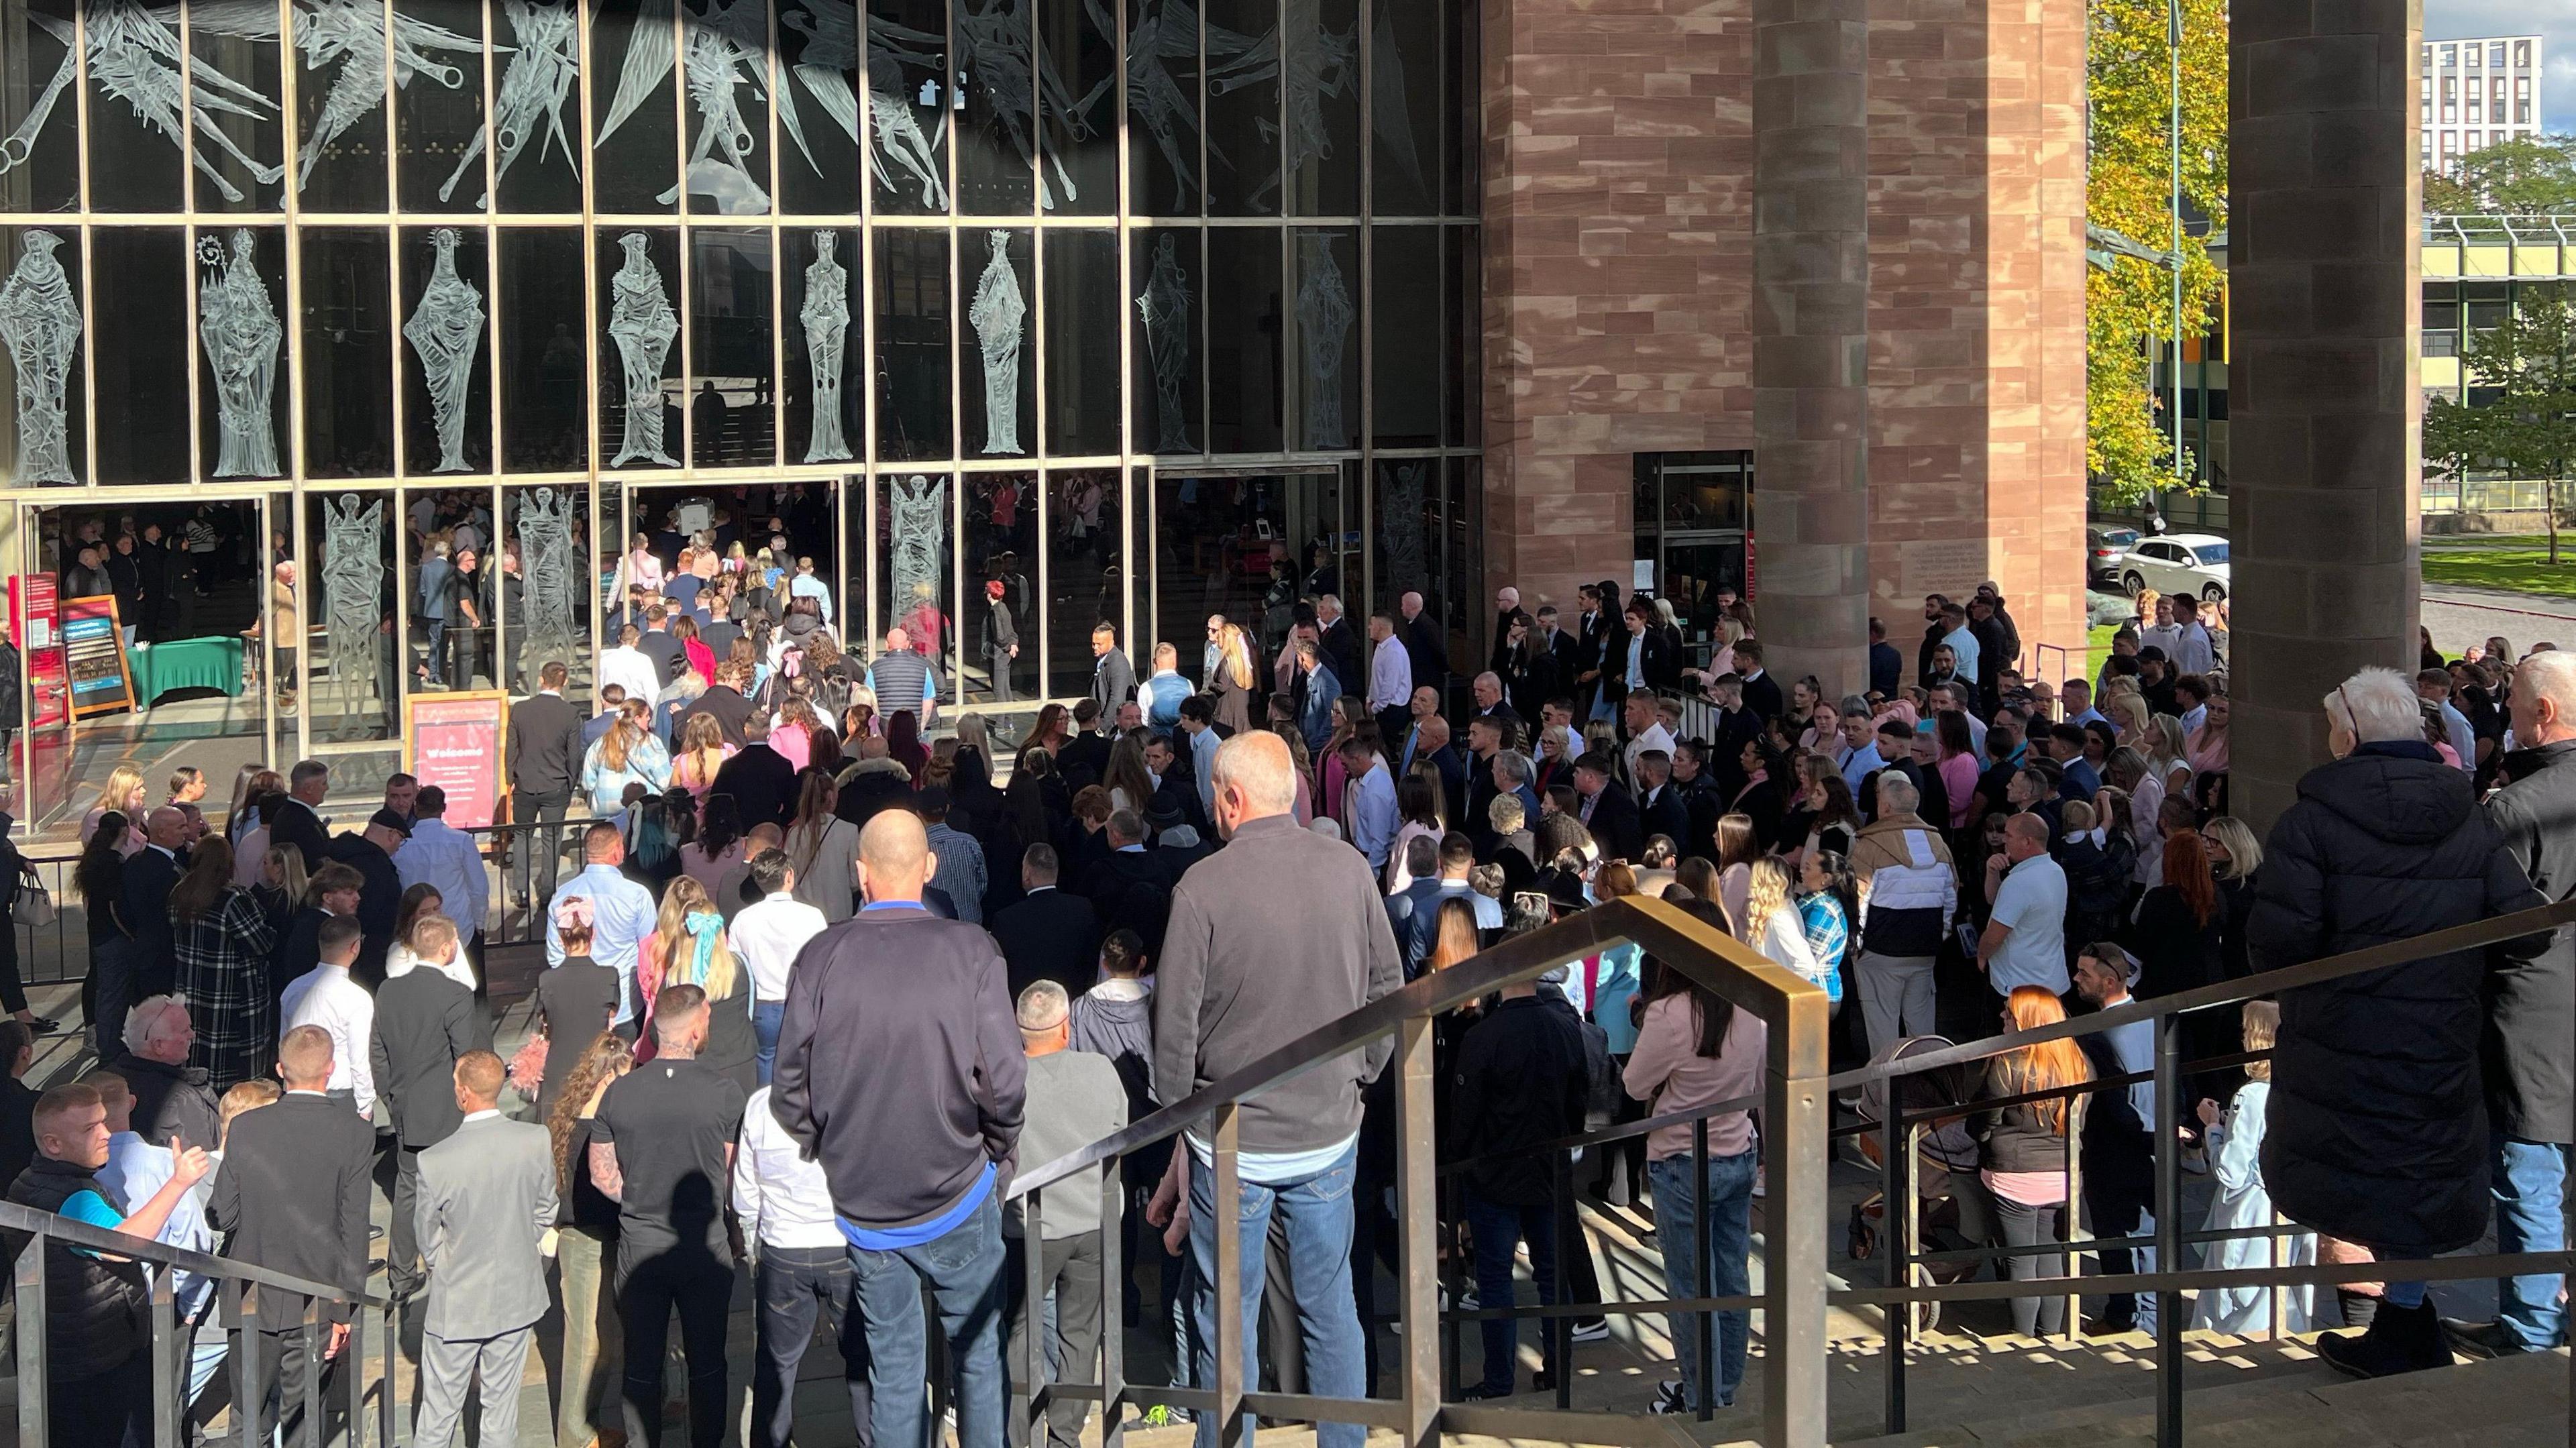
xmin=2087 ymin=623 xmax=2116 ymax=680
xmin=2422 ymin=535 xmax=2576 ymax=598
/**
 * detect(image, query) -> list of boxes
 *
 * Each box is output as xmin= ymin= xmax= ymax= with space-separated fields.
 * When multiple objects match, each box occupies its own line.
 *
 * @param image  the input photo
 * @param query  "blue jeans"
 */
xmin=849 ymin=1189 xmax=1009 ymax=1448
xmin=1187 ymin=1141 xmax=1366 ymax=1448
xmin=1462 ymin=1186 xmax=1558 ymax=1394
xmin=1647 ymin=1147 xmax=1756 ymax=1409
xmin=753 ymin=999 xmax=785 ymax=1087
xmin=2496 ymin=1137 xmax=2571 ymax=1350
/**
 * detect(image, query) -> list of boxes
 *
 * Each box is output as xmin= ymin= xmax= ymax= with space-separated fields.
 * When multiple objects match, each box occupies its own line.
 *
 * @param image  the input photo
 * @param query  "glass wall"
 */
xmin=0 ymin=0 xmax=1481 ymax=840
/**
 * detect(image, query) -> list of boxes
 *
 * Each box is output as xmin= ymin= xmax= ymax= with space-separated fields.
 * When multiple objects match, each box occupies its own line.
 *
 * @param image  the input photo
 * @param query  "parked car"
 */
xmin=2086 ymin=524 xmax=2139 ymax=587
xmin=2120 ymin=532 xmax=2230 ymax=602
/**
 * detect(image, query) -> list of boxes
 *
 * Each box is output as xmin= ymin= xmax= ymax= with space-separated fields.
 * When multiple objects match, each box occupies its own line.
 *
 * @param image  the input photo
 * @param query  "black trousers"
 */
xmin=2084 ymin=1148 xmax=2151 ymax=1323
xmin=52 ymin=1351 xmax=150 ymax=1448
xmin=235 ymin=1323 xmax=322 ymax=1448
xmin=617 ymin=1243 xmax=734 ymax=1448
xmin=753 ymin=1242 xmax=867 ymax=1448
xmin=511 ymin=791 xmax=572 ymax=905
xmin=1006 ymin=1231 xmax=1104 ymax=1448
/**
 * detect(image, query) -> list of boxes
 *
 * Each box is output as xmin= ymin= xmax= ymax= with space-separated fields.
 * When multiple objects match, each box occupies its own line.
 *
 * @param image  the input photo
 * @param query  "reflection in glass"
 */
xmin=199 ymin=225 xmax=290 ymax=478
xmin=90 ymin=228 xmax=189 ymax=484
xmin=791 ymin=229 xmax=856 ymax=463
xmin=963 ymin=229 xmax=1031 ymax=457
xmin=1041 ymin=0 xmax=1118 ymax=216
xmin=1293 ymin=229 xmax=1354 ymax=449
xmin=505 ymin=482 xmax=589 ymax=696
xmin=1044 ymin=230 xmax=1119 ymax=456
xmin=393 ymin=0 xmax=486 ymax=211
xmin=588 ymin=0 xmax=678 ymax=212
xmin=866 ymin=0 xmax=951 ymax=215
xmin=0 ymin=0 xmax=81 ymax=213
xmin=1282 ymin=0 xmax=1358 ymax=215
xmin=600 ymin=229 xmax=680 ymax=468
xmin=498 ymin=228 xmax=588 ymax=469
xmin=953 ymin=0 xmax=1042 ymax=214
xmin=1132 ymin=228 xmax=1200 ymax=454
xmin=1204 ymin=0 xmax=1279 ymax=216
xmin=773 ymin=0 xmax=864 ymax=216
xmin=1204 ymin=227 xmax=1280 ymax=453
xmin=307 ymin=488 xmax=397 ymax=740
xmin=1446 ymin=225 xmax=1476 ymax=446
xmin=402 ymin=227 xmax=491 ymax=474
xmin=1376 ymin=457 xmax=1434 ymax=603
xmin=873 ymin=228 xmax=951 ymax=461
xmin=482 ymin=0 xmax=584 ymax=213
xmin=299 ymin=231 xmax=398 ymax=476
xmin=1122 ymin=0 xmax=1203 ymax=217
xmin=1370 ymin=225 xmax=1437 ymax=448
xmin=877 ymin=471 xmax=955 ymax=704
xmin=1045 ymin=469 xmax=1120 ymax=697
xmin=688 ymin=228 xmax=775 ymax=467
xmin=962 ymin=471 xmax=1032 ymax=703
xmin=0 ymin=227 xmax=82 ymax=484
xmin=1371 ymin=0 xmax=1437 ymax=216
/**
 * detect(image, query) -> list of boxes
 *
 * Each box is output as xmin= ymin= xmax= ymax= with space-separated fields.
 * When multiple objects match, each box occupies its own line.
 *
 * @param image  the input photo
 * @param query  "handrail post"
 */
xmin=2065 ymin=1095 xmax=2088 ymax=1341
xmin=225 ymin=1278 xmax=252 ymax=1448
xmin=1552 ymin=1147 xmax=1572 ymax=1411
xmin=17 ymin=1228 xmax=47 ymax=1448
xmin=1880 ymin=1103 xmax=1905 ymax=1435
xmin=1765 ymin=997 xmax=1830 ymax=1448
xmin=1692 ymin=1115 xmax=1711 ymax=1421
xmin=149 ymin=1272 xmax=180 ymax=1448
xmin=1210 ymin=1103 xmax=1244 ymax=1448
xmin=1393 ymin=1013 xmax=1440 ymax=1448
xmin=1099 ymin=1158 xmax=1126 ymax=1448
xmin=2153 ymin=1015 xmax=2183 ymax=1447
xmin=303 ymin=1297 xmax=324 ymax=1448
xmin=1018 ymin=1184 xmax=1045 ymax=1448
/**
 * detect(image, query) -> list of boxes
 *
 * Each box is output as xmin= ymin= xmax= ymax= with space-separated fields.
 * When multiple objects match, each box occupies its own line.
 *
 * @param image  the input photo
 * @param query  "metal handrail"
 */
xmin=0 ymin=1196 xmax=386 ymax=1308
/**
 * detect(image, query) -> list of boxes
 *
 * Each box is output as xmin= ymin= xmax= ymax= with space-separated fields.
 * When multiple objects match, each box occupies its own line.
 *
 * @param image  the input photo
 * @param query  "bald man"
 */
xmin=1980 ymin=812 xmax=2070 ymax=997
xmin=120 ymin=804 xmax=192 ymax=999
xmin=772 ymin=810 xmax=1025 ymax=1448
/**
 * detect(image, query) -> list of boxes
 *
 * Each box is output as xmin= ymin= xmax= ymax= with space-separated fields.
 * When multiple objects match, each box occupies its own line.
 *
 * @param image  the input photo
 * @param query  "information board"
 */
xmin=403 ymin=690 xmax=510 ymax=830
xmin=60 ymin=595 xmax=133 ymax=720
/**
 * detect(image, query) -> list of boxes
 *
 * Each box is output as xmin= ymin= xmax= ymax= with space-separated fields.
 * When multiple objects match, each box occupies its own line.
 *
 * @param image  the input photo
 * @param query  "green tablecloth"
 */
xmin=131 ymin=636 xmax=246 ymax=705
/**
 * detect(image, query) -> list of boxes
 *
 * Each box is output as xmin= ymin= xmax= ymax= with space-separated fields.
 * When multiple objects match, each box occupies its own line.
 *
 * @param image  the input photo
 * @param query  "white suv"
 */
xmin=2119 ymin=533 xmax=2230 ymax=603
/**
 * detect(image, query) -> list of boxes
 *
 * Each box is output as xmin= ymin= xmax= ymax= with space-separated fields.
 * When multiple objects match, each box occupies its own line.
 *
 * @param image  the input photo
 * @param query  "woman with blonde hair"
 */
xmin=249 ymin=842 xmax=307 ymax=934
xmin=83 ymin=765 xmax=150 ymax=851
xmin=1713 ymin=814 xmax=1760 ymax=928
xmin=1533 ymin=723 xmax=1580 ymax=797
xmin=581 ymin=702 xmax=671 ymax=815
xmin=1741 ymin=856 xmax=1830 ymax=996
xmin=672 ymin=710 xmax=734 ymax=805
xmin=1104 ymin=734 xmax=1157 ymax=816
xmin=2106 ymin=689 xmax=2152 ymax=742
xmin=640 ymin=875 xmax=756 ymax=1090
xmin=1208 ymin=622 xmax=1256 ymax=734
xmin=1269 ymin=720 xmax=1317 ymax=825
xmin=2192 ymin=999 xmax=2314 ymax=1331
xmin=1973 ymin=985 xmax=2094 ymax=1336
xmin=2146 ymin=714 xmax=2194 ymax=795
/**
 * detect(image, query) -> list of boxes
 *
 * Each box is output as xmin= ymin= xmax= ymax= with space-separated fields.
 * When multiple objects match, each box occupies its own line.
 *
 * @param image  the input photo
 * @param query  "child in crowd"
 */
xmin=2191 ymin=1001 xmax=2314 ymax=1333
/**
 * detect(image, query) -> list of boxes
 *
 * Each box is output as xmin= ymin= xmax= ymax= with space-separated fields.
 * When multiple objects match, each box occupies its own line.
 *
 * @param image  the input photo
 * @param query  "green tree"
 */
xmin=2086 ymin=0 xmax=2228 ymax=505
xmin=2424 ymin=135 xmax=2576 ymax=216
xmin=2424 ymin=283 xmax=2576 ymax=564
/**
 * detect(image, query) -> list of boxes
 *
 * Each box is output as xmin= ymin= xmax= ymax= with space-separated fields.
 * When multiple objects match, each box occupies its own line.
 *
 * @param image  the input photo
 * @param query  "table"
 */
xmin=131 ymin=636 xmax=246 ymax=706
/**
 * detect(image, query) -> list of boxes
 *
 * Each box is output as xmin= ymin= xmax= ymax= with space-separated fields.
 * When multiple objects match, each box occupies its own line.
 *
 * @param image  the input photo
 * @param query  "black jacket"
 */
xmin=1403 ymin=613 xmax=1448 ymax=693
xmin=1318 ymin=618 xmax=1364 ymax=698
xmin=0 ymin=1075 xmax=32 ymax=1191
xmin=677 ymin=685 xmax=755 ymax=750
xmin=1086 ymin=849 xmax=1175 ymax=961
xmin=771 ymin=907 xmax=1026 ymax=1232
xmin=1972 ymin=1060 xmax=2077 ymax=1176
xmin=1738 ymin=670 xmax=1784 ymax=726
xmin=1638 ymin=783 xmax=1690 ymax=851
xmin=506 ymin=689 xmax=586 ymax=799
xmin=713 ymin=743 xmax=799 ymax=832
xmin=2481 ymin=739 xmax=2576 ymax=1144
xmin=209 ymin=1092 xmax=376 ymax=1329
xmin=326 ymin=834 xmax=402 ymax=978
xmin=2250 ymin=742 xmax=2547 ymax=1252
xmin=1449 ymin=995 xmax=1587 ymax=1205
xmin=989 ymin=887 xmax=1104 ymax=1001
xmin=267 ymin=797 xmax=329 ymax=870
xmin=1579 ymin=783 xmax=1644 ymax=864
xmin=121 ymin=845 xmax=185 ymax=968
xmin=1059 ymin=730 xmax=1113 ymax=795
xmin=370 ymin=968 xmax=490 ymax=1150
xmin=108 ymin=1052 xmax=219 ymax=1155
xmin=5 ymin=1156 xmax=152 ymax=1374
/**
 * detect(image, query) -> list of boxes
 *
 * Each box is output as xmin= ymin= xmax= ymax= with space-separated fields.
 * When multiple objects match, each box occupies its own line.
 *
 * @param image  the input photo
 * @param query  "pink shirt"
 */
xmin=1622 ymin=995 xmax=1767 ymax=1160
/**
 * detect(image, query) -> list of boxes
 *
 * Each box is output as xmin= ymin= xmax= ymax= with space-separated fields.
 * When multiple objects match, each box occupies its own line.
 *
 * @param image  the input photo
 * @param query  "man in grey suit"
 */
xmin=413 ymin=1050 xmax=559 ymax=1448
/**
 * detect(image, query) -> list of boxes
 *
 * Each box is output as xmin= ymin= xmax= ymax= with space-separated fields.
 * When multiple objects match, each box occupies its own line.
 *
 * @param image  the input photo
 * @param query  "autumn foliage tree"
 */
xmin=2087 ymin=0 xmax=2227 ymax=504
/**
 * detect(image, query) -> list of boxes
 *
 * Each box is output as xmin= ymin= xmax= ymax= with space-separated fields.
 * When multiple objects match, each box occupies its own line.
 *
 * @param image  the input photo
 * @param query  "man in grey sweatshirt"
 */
xmin=1008 ymin=982 xmax=1128 ymax=1448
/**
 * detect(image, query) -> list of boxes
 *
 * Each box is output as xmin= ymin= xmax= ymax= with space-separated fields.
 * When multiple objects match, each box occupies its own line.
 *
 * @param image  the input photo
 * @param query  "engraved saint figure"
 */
xmin=517 ymin=486 xmax=580 ymax=670
xmin=198 ymin=229 xmax=284 ymax=478
xmin=321 ymin=492 xmax=386 ymax=728
xmin=967 ymin=231 xmax=1026 ymax=456
xmin=405 ymin=228 xmax=486 ymax=474
xmin=889 ymin=474 xmax=947 ymax=635
xmin=1296 ymin=233 xmax=1354 ymax=449
xmin=1135 ymin=233 xmax=1193 ymax=452
xmin=801 ymin=231 xmax=853 ymax=463
xmin=608 ymin=232 xmax=679 ymax=467
xmin=0 ymin=231 xmax=81 ymax=485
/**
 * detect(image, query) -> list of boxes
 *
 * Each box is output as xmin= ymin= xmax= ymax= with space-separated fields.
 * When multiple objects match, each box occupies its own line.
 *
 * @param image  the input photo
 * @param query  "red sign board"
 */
xmin=11 ymin=575 xmax=63 ymax=732
xmin=403 ymin=691 xmax=509 ymax=830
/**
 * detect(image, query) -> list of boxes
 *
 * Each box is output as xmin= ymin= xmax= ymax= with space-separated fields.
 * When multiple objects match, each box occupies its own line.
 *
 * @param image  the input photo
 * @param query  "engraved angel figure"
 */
xmin=1135 ymin=233 xmax=1193 ymax=452
xmin=608 ymin=233 xmax=679 ymax=467
xmin=321 ymin=492 xmax=386 ymax=726
xmin=802 ymin=231 xmax=853 ymax=464
xmin=1297 ymin=233 xmax=1353 ymax=449
xmin=198 ymin=230 xmax=284 ymax=478
xmin=405 ymin=229 xmax=486 ymax=473
xmin=968 ymin=232 xmax=1026 ymax=456
xmin=441 ymin=0 xmax=580 ymax=205
xmin=0 ymin=232 xmax=82 ymax=485
xmin=889 ymin=474 xmax=948 ymax=630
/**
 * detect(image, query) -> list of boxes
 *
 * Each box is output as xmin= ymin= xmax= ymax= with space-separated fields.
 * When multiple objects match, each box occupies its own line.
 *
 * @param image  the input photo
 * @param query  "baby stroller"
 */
xmin=1844 ymin=1035 xmax=1988 ymax=1332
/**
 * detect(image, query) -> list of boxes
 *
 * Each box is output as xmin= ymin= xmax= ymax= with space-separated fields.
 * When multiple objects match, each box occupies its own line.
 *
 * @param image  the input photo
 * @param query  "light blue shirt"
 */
xmin=1987 ymin=854 xmax=2070 ymax=996
xmin=1837 ymin=741 xmax=1884 ymax=795
xmin=1942 ymin=625 xmax=1982 ymax=681
xmin=1434 ymin=879 xmax=1504 ymax=932
xmin=547 ymin=862 xmax=659 ymax=1025
xmin=789 ymin=572 xmax=833 ymax=623
xmin=1188 ymin=727 xmax=1218 ymax=816
xmin=394 ymin=818 xmax=490 ymax=938
xmin=1368 ymin=635 xmax=1412 ymax=712
xmin=2095 ymin=995 xmax=2159 ymax=1130
xmin=1347 ymin=764 xmax=1399 ymax=868
xmin=97 ymin=1131 xmax=213 ymax=1316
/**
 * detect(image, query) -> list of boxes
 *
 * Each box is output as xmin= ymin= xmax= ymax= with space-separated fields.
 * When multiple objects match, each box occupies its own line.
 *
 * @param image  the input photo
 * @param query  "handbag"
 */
xmin=12 ymin=869 xmax=54 ymax=928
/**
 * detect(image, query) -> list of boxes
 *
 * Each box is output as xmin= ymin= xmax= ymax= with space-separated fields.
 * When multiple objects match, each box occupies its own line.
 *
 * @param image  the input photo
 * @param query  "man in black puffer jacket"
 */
xmin=2249 ymin=666 xmax=2547 ymax=1379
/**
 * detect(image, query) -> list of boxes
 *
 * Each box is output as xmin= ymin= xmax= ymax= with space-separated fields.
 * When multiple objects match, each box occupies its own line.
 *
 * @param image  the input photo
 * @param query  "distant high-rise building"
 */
xmin=2422 ymin=35 xmax=2546 ymax=178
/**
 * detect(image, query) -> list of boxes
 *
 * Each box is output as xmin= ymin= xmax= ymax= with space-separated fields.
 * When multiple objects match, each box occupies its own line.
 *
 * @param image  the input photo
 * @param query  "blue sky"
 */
xmin=2426 ymin=3 xmax=2574 ymax=134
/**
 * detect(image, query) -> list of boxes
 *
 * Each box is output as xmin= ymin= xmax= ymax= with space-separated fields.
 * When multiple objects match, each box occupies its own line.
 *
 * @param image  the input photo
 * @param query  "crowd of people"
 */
xmin=8 ymin=548 xmax=2573 ymax=1447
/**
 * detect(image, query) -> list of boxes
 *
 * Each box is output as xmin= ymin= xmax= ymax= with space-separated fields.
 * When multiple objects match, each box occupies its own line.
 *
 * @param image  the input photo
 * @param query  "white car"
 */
xmin=2119 ymin=532 xmax=2231 ymax=602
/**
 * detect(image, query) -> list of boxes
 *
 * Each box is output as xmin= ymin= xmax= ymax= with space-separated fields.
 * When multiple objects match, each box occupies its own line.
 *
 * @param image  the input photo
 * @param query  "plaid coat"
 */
xmin=177 ymin=886 xmax=282 ymax=1092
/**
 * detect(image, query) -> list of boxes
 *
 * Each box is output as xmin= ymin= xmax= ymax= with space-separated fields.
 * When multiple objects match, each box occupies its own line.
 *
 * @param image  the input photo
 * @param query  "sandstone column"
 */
xmin=2228 ymin=0 xmax=2421 ymax=829
xmin=1752 ymin=0 xmax=1872 ymax=698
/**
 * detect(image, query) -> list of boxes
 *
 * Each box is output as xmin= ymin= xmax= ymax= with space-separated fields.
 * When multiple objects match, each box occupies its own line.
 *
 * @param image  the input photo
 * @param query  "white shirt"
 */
xmin=1988 ymin=854 xmax=2071 ymax=996
xmin=281 ymin=962 xmax=378 ymax=1115
xmin=1941 ymin=625 xmax=1982 ymax=681
xmin=1622 ymin=721 xmax=1677 ymax=782
xmin=1367 ymin=635 xmax=1413 ymax=712
xmin=2140 ymin=622 xmax=2186 ymax=665
xmin=733 ymin=1086 xmax=845 ymax=1251
xmin=2171 ymin=623 xmax=2216 ymax=676
xmin=731 ymin=892 xmax=828 ymax=1003
xmin=394 ymin=818 xmax=490 ymax=939
xmin=385 ymin=940 xmax=478 ymax=993
xmin=598 ymin=645 xmax=661 ymax=709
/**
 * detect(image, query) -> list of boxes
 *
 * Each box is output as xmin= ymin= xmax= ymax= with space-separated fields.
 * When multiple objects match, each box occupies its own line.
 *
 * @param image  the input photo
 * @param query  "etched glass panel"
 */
xmin=305 ymin=487 xmax=398 ymax=740
xmin=0 ymin=0 xmax=83 ymax=213
xmin=1203 ymin=0 xmax=1278 ymax=217
xmin=0 ymin=226 xmax=85 ymax=484
xmin=394 ymin=0 xmax=487 ymax=211
xmin=1371 ymin=0 xmax=1436 ymax=217
xmin=290 ymin=0 xmax=402 ymax=213
xmin=504 ymin=481 xmax=591 ymax=699
xmin=498 ymin=226 xmax=588 ymax=470
xmin=1130 ymin=226 xmax=1200 ymax=455
xmin=597 ymin=227 xmax=681 ymax=469
xmin=1038 ymin=0 xmax=1116 ymax=217
xmin=866 ymin=0 xmax=951 ymax=217
xmin=1203 ymin=225 xmax=1279 ymax=453
xmin=959 ymin=227 xmax=1032 ymax=457
xmin=1123 ymin=0 xmax=1201 ymax=217
xmin=1291 ymin=227 xmax=1353 ymax=449
xmin=87 ymin=0 xmax=191 ymax=211
xmin=590 ymin=0 xmax=680 ymax=213
xmin=1375 ymin=455 xmax=1433 ymax=605
xmin=1371 ymin=223 xmax=1436 ymax=448
xmin=1042 ymin=227 xmax=1118 ymax=455
xmin=191 ymin=11 xmax=290 ymax=214
xmin=873 ymin=225 xmax=951 ymax=461
xmin=400 ymin=225 xmax=492 ymax=474
xmin=686 ymin=226 xmax=775 ymax=466
xmin=787 ymin=227 xmax=859 ymax=464
xmin=91 ymin=227 xmax=190 ymax=484
xmin=875 ymin=469 xmax=956 ymax=705
xmin=486 ymin=0 xmax=584 ymax=213
xmin=301 ymin=227 xmax=395 ymax=476
xmin=1281 ymin=0 xmax=1356 ymax=216
xmin=953 ymin=0 xmax=1038 ymax=214
xmin=1044 ymin=467 xmax=1118 ymax=696
xmin=196 ymin=225 xmax=290 ymax=479
xmin=960 ymin=468 xmax=1030 ymax=702
xmin=773 ymin=0 xmax=864 ymax=216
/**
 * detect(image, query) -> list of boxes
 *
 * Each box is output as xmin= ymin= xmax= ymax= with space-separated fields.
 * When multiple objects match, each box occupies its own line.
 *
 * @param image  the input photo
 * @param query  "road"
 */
xmin=2424 ymin=581 xmax=2576 ymax=659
